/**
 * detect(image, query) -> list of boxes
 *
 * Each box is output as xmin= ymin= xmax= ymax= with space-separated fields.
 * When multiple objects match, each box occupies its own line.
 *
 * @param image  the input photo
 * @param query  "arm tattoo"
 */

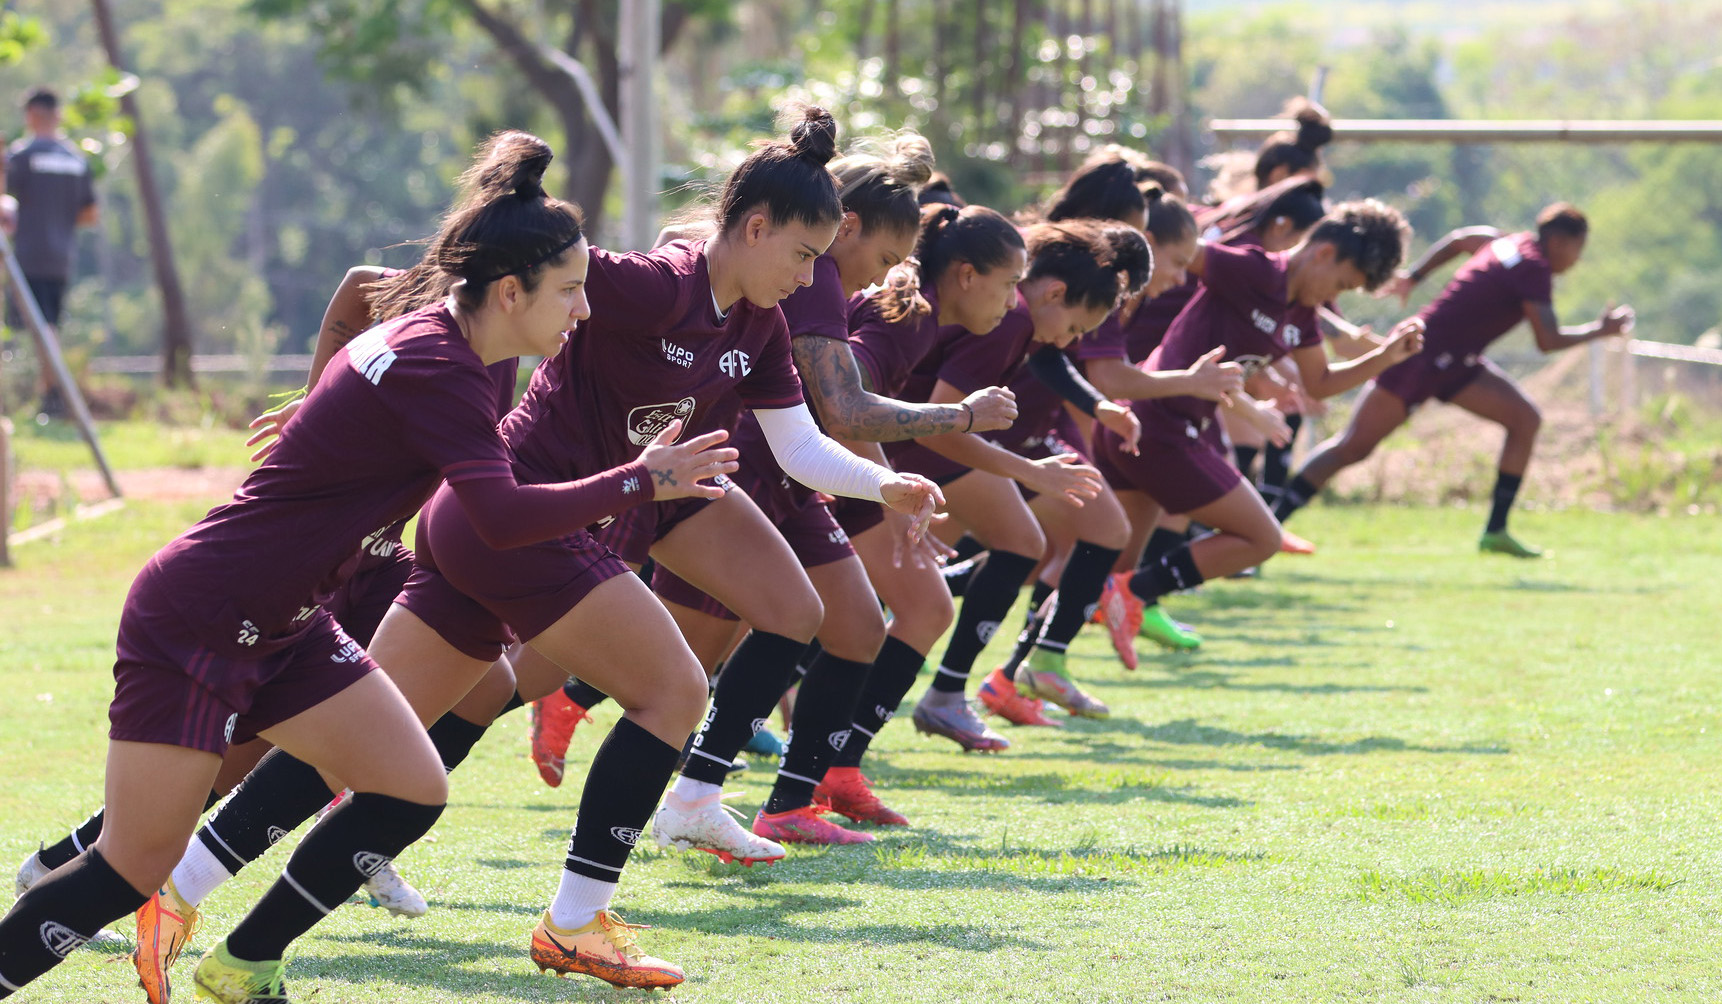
xmin=792 ymin=335 xmax=970 ymax=444
xmin=328 ymin=318 xmax=359 ymax=349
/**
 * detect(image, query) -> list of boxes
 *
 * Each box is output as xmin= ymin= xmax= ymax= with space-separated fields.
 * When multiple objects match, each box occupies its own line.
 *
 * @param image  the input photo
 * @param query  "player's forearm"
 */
xmin=795 ymin=334 xmax=969 ymax=442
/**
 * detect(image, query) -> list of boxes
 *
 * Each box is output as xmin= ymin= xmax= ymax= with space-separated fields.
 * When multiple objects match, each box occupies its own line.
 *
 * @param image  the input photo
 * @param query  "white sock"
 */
xmin=549 ymin=868 xmax=618 ymax=930
xmin=667 ymin=776 xmax=722 ymax=806
xmin=169 ymin=836 xmax=233 ymax=907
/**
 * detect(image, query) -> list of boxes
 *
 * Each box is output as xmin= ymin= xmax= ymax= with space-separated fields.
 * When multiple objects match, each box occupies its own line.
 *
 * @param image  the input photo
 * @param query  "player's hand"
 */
xmin=638 ymin=421 xmax=740 ymax=501
xmin=961 ymin=386 xmax=1018 ymax=432
xmin=1026 ymin=453 xmax=1103 ymax=507
xmin=1185 ymin=346 xmax=1244 ymax=405
xmin=1380 ymin=316 xmax=1426 ymax=365
xmin=1246 ymin=397 xmax=1293 ymax=448
xmin=1599 ymin=301 xmax=1635 ymax=338
xmin=885 ymin=506 xmax=955 ymax=569
xmin=1376 ymin=271 xmax=1415 ymax=307
xmin=245 ymin=398 xmax=302 ymax=462
xmin=881 ymin=473 xmax=944 ymax=548
xmin=1094 ymin=401 xmax=1140 ymax=456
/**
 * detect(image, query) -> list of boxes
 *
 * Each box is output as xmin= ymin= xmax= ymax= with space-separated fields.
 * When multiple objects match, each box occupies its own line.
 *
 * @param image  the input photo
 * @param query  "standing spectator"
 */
xmin=3 ymin=87 xmax=98 ymax=417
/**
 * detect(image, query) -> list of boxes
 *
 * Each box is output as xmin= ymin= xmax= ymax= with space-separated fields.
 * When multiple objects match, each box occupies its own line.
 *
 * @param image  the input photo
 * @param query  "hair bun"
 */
xmin=789 ymin=106 xmax=839 ymax=167
xmin=1286 ymin=97 xmax=1334 ymax=151
xmin=472 ymin=130 xmax=553 ymax=200
xmin=1140 ymin=182 xmax=1166 ymax=203
xmin=886 ymin=133 xmax=936 ymax=187
xmin=1102 ymin=225 xmax=1152 ymax=296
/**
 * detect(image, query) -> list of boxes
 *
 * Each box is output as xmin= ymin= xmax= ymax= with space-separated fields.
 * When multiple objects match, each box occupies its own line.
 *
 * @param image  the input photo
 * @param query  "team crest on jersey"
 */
xmin=627 ymin=397 xmax=697 ymax=446
xmin=38 ymin=921 xmax=87 ymax=958
xmin=609 ymin=826 xmax=642 ymax=846
xmin=1282 ymin=323 xmax=1304 ymax=347
xmin=719 ymin=349 xmax=752 ymax=378
xmin=353 ymin=851 xmax=393 ymax=877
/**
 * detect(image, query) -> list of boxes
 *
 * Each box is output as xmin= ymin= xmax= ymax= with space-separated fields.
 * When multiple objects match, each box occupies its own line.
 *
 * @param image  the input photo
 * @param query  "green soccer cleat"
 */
xmin=1479 ymin=530 xmax=1544 ymax=559
xmin=1138 ymin=605 xmax=1202 ymax=650
xmin=193 ymin=941 xmax=288 ymax=1003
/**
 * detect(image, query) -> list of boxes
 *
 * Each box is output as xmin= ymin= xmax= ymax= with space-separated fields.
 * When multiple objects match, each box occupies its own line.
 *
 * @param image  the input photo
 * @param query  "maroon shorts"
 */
xmin=594 ymin=474 xmax=734 ymax=567
xmin=1374 ymin=351 xmax=1492 ymax=409
xmin=1093 ymin=417 xmax=1242 ymax=515
xmin=651 ymin=564 xmax=740 ymax=622
xmin=111 ymin=567 xmax=376 ymax=755
xmin=396 ymin=481 xmax=630 ymax=661
xmin=324 ymin=545 xmax=414 ymax=648
xmin=886 ymin=441 xmax=970 ymax=487
xmin=829 ymin=494 xmax=888 ymax=540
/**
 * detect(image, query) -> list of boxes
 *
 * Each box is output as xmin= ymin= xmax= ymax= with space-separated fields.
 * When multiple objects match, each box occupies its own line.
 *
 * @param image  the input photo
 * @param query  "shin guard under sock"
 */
xmin=680 ymin=630 xmax=806 ymax=784
xmin=193 ymin=749 xmax=339 ymax=879
xmin=564 ymin=717 xmax=680 ymax=882
xmin=833 ymin=637 xmax=924 ymax=769
xmin=763 ymin=653 xmax=872 ymax=814
xmin=0 ymin=848 xmax=147 ymax=995
xmin=1036 ymin=542 xmax=1123 ymax=651
xmin=932 ymin=549 xmax=1038 ymax=694
xmin=224 ymin=793 xmax=443 ymax=963
xmin=1128 ymin=544 xmax=1206 ymax=604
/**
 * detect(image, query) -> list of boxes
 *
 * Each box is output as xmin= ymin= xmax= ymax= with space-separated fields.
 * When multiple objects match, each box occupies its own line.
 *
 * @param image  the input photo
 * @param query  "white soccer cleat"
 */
xmin=16 ymin=849 xmax=128 ymax=946
xmin=359 ymin=860 xmax=429 ymax=918
xmin=651 ymin=792 xmax=786 ymax=866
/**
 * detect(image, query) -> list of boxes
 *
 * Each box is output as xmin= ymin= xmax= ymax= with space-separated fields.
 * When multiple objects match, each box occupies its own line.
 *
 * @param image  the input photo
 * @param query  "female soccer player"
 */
xmin=1273 ymin=203 xmax=1634 ymax=556
xmin=0 ymin=131 xmax=730 ymax=1002
xmin=1096 ymin=201 xmax=1424 ymax=637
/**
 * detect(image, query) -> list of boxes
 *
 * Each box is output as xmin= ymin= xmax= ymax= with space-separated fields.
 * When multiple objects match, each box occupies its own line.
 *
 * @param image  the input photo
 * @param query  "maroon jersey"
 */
xmin=883 ymin=293 xmax=1037 ymax=465
xmin=154 ymin=303 xmax=518 ymax=656
xmin=502 ymin=240 xmax=804 ymax=484
xmin=729 ymin=252 xmax=848 ymax=466
xmin=847 ymin=285 xmax=944 ymax=397
xmin=1145 ymin=242 xmax=1295 ymax=425
xmin=1418 ymin=231 xmax=1552 ymax=360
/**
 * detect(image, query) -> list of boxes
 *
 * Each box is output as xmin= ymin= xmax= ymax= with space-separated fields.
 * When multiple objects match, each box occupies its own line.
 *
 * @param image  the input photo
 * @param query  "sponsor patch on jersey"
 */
xmin=627 ymin=398 xmax=697 ymax=446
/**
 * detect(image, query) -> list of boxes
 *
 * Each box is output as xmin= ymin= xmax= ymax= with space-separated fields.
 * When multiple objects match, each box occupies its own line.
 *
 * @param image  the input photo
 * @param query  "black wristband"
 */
xmin=961 ymin=402 xmax=974 ymax=433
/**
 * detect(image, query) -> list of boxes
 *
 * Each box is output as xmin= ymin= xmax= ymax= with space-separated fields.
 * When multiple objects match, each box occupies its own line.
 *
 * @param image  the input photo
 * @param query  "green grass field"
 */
xmin=2 ymin=500 xmax=1718 ymax=1002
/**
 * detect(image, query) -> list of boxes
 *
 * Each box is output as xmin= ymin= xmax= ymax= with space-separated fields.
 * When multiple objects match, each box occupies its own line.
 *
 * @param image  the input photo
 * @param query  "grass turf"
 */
xmin=0 ymin=500 xmax=1717 ymax=1002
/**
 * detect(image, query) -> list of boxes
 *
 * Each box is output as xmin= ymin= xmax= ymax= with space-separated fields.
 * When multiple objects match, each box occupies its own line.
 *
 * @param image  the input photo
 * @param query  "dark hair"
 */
xmin=1536 ymin=202 xmax=1588 ymax=242
xmin=1254 ymin=97 xmax=1333 ymax=189
xmin=717 ymin=105 xmax=843 ymax=235
xmin=1134 ymin=161 xmax=1188 ymax=199
xmin=1140 ymin=184 xmax=1198 ymax=247
xmin=1023 ymin=220 xmax=1152 ymax=313
xmin=829 ymin=133 xmax=935 ymax=237
xmin=1305 ymin=199 xmax=1410 ymax=292
xmin=369 ymin=130 xmax=585 ymax=318
xmin=876 ymin=204 xmax=1023 ymax=324
xmin=22 ymin=87 xmax=57 ymax=113
xmin=1040 ymin=151 xmax=1147 ymax=224
xmin=918 ymin=172 xmax=966 ymax=208
xmin=1205 ymin=175 xmax=1327 ymax=245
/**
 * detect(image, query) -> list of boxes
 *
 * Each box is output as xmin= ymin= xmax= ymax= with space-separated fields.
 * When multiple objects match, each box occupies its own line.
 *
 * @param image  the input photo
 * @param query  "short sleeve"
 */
xmin=779 ymin=257 xmax=848 ymax=341
xmin=933 ymin=311 xmax=1029 ymax=395
xmin=582 ymin=246 xmax=689 ymax=340
xmin=360 ymin=343 xmax=515 ymax=484
xmin=737 ymin=315 xmax=804 ymax=409
xmin=1511 ymin=254 xmax=1554 ymax=305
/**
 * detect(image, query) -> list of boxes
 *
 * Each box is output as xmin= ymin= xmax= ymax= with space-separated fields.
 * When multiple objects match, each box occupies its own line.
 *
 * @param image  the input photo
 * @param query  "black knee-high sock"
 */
xmin=1486 ymin=471 xmax=1523 ymax=534
xmin=194 ymin=749 xmax=339 ymax=877
xmin=426 ymin=712 xmax=489 ymax=773
xmin=763 ymin=653 xmax=872 ymax=814
xmin=1233 ymin=444 xmax=1260 ymax=478
xmin=223 ymin=793 xmax=443 ymax=964
xmin=0 ymin=848 xmax=148 ymax=995
xmin=1128 ymin=544 xmax=1205 ymax=604
xmin=833 ymin=637 xmax=924 ymax=769
xmin=1274 ymin=474 xmax=1320 ymax=522
xmin=38 ymin=788 xmax=223 ymax=872
xmin=932 ymin=549 xmax=1038 ymax=693
xmin=680 ymin=630 xmax=806 ymax=784
xmin=999 ymin=580 xmax=1055 ymax=681
xmin=1136 ymin=526 xmax=1188 ymax=574
xmin=565 ymin=718 xmax=679 ymax=881
xmin=494 ymin=691 xmax=526 ymax=717
xmin=790 ymin=639 xmax=824 ymax=685
xmin=1035 ymin=542 xmax=1123 ymax=653
xmin=562 ymin=678 xmax=609 ymax=711
xmin=1261 ymin=413 xmax=1302 ymax=497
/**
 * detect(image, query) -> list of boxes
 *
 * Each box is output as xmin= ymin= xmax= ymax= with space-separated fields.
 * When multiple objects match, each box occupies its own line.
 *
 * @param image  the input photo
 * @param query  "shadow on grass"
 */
xmin=863 ymin=762 xmax=1250 ymax=809
xmin=1083 ymin=669 xmax=1428 ymax=696
xmin=628 ymin=887 xmax=1058 ymax=950
xmin=1066 ymin=716 xmax=1509 ymax=756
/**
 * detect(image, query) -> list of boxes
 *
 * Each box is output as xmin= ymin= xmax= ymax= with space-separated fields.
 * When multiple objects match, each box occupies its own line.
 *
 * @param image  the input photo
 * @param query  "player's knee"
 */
xmin=820 ymin=603 xmax=886 ymax=663
xmin=753 ymin=583 xmax=824 ymax=643
xmin=660 ymin=661 xmax=711 ymax=737
xmin=1336 ymin=435 xmax=1377 ymax=465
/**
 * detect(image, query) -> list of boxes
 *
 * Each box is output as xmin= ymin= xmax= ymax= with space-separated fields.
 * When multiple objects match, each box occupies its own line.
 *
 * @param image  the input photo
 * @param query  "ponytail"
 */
xmin=829 ymin=132 xmax=936 ymax=236
xmin=1023 ymin=219 xmax=1151 ymax=313
xmin=1254 ymin=96 xmax=1333 ymax=190
xmin=717 ymin=105 xmax=843 ymax=235
xmin=876 ymin=203 xmax=1022 ymax=324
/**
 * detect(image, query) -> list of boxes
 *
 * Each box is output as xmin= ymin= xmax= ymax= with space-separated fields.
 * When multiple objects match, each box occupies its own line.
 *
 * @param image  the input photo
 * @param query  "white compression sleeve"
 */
xmin=752 ymin=404 xmax=893 ymax=503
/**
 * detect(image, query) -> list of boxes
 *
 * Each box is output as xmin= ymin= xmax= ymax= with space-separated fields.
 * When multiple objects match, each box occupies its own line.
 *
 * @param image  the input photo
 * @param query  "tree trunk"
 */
xmin=90 ymin=0 xmax=195 ymax=388
xmin=1007 ymin=0 xmax=1030 ymax=166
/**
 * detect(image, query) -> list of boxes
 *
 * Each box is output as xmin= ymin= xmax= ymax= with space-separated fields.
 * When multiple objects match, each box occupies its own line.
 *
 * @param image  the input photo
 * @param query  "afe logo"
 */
xmin=719 ymin=349 xmax=752 ymax=378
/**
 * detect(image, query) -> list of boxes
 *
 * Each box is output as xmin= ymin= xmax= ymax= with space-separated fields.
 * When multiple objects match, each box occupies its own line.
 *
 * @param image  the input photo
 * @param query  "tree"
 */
xmin=90 ymin=0 xmax=196 ymax=387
